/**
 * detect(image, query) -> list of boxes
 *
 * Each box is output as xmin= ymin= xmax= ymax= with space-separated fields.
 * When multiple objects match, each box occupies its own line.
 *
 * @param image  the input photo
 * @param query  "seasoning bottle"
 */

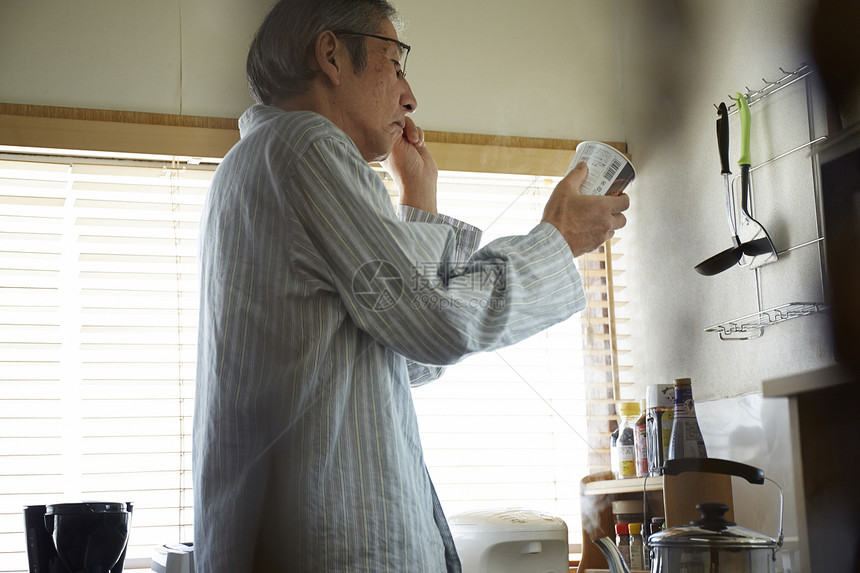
xmin=611 ymin=499 xmax=644 ymax=529
xmin=641 ymin=521 xmax=651 ymax=570
xmin=645 ymin=384 xmax=674 ymax=476
xmin=615 ymin=522 xmax=631 ymax=569
xmin=628 ymin=522 xmax=644 ymax=570
xmin=634 ymin=398 xmax=648 ymax=478
xmin=615 ymin=401 xmax=640 ymax=479
xmin=668 ymin=378 xmax=708 ymax=460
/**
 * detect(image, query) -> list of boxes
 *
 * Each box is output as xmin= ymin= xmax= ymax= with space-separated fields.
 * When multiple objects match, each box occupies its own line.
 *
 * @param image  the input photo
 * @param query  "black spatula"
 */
xmin=695 ymin=103 xmax=744 ymax=276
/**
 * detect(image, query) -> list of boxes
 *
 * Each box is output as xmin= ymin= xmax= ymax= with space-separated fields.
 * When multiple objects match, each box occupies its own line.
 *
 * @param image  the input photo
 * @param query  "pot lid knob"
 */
xmin=691 ymin=502 xmax=737 ymax=531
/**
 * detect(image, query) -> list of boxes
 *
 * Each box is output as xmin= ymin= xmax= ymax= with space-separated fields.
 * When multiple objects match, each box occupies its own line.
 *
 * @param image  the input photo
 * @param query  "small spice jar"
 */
xmin=612 ymin=499 xmax=644 ymax=528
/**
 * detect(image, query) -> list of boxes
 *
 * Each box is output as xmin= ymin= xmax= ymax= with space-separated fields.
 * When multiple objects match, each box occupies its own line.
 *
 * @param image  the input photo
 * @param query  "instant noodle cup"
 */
xmin=568 ymin=141 xmax=635 ymax=196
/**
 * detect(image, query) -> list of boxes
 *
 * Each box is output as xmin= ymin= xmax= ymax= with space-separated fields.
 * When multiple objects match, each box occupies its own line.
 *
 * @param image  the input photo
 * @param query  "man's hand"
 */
xmin=382 ymin=117 xmax=439 ymax=215
xmin=542 ymin=162 xmax=630 ymax=257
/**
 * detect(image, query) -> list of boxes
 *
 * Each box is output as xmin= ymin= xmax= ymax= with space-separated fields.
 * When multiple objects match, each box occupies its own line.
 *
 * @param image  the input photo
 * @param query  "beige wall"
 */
xmin=0 ymin=0 xmax=270 ymax=117
xmin=616 ymin=0 xmax=835 ymax=401
xmin=393 ymin=0 xmax=624 ymax=140
xmin=0 ymin=0 xmax=624 ymax=141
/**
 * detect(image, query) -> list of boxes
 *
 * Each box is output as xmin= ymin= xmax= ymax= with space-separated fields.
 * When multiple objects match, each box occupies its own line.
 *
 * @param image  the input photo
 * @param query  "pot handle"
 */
xmin=662 ymin=457 xmax=764 ymax=484
xmin=660 ymin=458 xmax=785 ymax=555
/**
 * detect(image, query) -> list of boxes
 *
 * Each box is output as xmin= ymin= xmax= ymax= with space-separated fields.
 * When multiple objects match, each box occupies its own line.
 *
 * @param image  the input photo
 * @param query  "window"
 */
xmin=384 ymin=170 xmax=632 ymax=553
xmin=0 ymin=107 xmax=632 ymax=570
xmin=0 ymin=154 xmax=213 ymax=570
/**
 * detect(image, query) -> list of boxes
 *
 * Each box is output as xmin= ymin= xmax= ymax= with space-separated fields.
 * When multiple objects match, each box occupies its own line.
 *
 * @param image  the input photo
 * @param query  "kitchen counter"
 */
xmin=762 ymin=363 xmax=852 ymax=398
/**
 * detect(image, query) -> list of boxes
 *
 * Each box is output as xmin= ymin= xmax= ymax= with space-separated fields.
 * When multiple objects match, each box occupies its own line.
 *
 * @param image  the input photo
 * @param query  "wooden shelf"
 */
xmin=582 ymin=475 xmax=663 ymax=496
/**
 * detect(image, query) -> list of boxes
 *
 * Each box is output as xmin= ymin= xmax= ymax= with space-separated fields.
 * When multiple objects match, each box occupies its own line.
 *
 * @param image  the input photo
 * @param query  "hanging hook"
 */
xmin=720 ymin=63 xmax=812 ymax=114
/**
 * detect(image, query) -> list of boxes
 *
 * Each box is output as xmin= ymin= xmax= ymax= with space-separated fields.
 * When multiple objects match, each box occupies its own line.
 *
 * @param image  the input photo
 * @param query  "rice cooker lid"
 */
xmin=448 ymin=509 xmax=566 ymax=532
xmin=649 ymin=503 xmax=777 ymax=549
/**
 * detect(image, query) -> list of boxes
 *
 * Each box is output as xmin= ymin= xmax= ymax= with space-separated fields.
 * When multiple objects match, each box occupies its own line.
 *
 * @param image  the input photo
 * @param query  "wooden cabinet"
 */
xmin=763 ymin=365 xmax=860 ymax=573
xmin=576 ymin=470 xmax=733 ymax=572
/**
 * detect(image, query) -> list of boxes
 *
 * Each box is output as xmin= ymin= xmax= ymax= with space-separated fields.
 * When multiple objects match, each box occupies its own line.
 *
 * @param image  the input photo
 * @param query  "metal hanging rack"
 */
xmin=716 ymin=63 xmax=814 ymax=113
xmin=705 ymin=63 xmax=830 ymax=341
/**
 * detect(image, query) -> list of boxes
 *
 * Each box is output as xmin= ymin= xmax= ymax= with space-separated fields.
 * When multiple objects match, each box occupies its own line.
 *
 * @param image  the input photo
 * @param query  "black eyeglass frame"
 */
xmin=331 ymin=31 xmax=411 ymax=77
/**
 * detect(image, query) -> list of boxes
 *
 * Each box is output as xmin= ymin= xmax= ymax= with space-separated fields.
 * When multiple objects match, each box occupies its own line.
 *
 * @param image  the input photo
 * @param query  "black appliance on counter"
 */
xmin=24 ymin=502 xmax=133 ymax=573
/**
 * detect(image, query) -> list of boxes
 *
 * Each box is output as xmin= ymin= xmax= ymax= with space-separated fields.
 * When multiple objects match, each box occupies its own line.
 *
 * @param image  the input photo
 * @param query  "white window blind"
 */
xmin=1 ymin=154 xmax=631 ymax=571
xmin=0 ymin=156 xmax=211 ymax=571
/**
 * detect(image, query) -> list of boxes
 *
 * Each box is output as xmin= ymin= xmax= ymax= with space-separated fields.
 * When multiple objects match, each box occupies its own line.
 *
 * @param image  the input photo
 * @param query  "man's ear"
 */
xmin=311 ymin=30 xmax=343 ymax=86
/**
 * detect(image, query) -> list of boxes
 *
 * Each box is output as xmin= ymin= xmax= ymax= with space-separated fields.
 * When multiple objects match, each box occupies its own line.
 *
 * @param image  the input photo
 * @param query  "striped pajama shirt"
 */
xmin=192 ymin=105 xmax=585 ymax=572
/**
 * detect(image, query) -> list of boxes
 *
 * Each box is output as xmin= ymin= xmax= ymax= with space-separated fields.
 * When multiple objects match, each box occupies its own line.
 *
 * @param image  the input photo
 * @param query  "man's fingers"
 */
xmin=541 ymin=173 xmax=632 ymax=257
xmin=560 ymin=162 xmax=588 ymax=194
xmin=611 ymin=192 xmax=630 ymax=213
xmin=403 ymin=117 xmax=423 ymax=145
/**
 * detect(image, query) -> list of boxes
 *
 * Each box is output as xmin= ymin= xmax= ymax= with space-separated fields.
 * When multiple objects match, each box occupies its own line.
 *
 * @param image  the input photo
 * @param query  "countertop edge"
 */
xmin=762 ymin=363 xmax=856 ymax=397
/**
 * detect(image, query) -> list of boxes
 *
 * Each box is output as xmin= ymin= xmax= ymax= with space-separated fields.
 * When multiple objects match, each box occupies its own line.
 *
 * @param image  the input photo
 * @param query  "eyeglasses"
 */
xmin=332 ymin=31 xmax=411 ymax=78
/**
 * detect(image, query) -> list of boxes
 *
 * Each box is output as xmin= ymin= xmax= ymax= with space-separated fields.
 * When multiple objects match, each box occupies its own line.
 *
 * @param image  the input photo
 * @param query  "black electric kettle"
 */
xmin=24 ymin=501 xmax=133 ymax=573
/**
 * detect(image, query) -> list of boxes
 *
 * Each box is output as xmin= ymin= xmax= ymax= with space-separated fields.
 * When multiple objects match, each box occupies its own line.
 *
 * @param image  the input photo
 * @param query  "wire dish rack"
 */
xmin=705 ymin=302 xmax=829 ymax=340
xmin=705 ymin=64 xmax=829 ymax=340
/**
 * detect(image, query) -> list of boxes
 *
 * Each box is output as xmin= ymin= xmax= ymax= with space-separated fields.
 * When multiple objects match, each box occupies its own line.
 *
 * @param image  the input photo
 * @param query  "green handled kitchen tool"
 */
xmin=735 ymin=93 xmax=778 ymax=268
xmin=695 ymin=102 xmax=744 ymax=275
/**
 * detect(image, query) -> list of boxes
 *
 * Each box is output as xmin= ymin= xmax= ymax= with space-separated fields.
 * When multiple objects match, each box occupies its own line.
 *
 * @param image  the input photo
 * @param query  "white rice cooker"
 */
xmin=150 ymin=542 xmax=194 ymax=573
xmin=149 ymin=510 xmax=567 ymax=573
xmin=448 ymin=509 xmax=569 ymax=573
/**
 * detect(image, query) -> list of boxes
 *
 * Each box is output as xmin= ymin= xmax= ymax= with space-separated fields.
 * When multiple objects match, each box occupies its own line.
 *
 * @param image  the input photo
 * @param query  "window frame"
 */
xmin=0 ymin=103 xmax=626 ymax=178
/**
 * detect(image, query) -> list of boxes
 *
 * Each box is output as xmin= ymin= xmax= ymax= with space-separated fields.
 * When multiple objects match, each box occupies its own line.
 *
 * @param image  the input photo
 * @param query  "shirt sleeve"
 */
xmin=396 ymin=205 xmax=483 ymax=386
xmin=286 ymin=131 xmax=585 ymax=366
xmin=397 ymin=204 xmax=482 ymax=264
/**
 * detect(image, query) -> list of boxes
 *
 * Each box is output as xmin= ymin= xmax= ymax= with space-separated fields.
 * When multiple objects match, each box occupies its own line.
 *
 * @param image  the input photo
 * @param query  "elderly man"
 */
xmin=192 ymin=0 xmax=629 ymax=571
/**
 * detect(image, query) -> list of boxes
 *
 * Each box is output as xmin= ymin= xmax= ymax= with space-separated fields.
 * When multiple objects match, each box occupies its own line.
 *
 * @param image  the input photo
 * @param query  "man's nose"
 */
xmin=401 ymin=82 xmax=417 ymax=113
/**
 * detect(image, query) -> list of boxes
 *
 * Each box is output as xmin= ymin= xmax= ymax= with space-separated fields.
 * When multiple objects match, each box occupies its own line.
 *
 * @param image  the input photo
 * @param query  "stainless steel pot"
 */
xmin=594 ymin=458 xmax=784 ymax=573
xmin=649 ymin=458 xmax=784 ymax=573
xmin=648 ymin=501 xmax=779 ymax=572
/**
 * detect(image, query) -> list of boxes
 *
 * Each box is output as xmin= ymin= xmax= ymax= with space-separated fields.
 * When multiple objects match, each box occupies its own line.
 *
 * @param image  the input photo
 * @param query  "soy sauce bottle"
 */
xmin=667 ymin=377 xmax=707 ymax=459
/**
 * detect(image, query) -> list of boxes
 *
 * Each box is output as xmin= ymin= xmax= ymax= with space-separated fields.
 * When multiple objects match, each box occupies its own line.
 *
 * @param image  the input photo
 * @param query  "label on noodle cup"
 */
xmin=568 ymin=141 xmax=635 ymax=196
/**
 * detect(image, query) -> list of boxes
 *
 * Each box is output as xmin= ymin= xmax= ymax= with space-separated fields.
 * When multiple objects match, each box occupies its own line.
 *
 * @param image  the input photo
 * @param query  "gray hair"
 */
xmin=247 ymin=0 xmax=403 ymax=106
